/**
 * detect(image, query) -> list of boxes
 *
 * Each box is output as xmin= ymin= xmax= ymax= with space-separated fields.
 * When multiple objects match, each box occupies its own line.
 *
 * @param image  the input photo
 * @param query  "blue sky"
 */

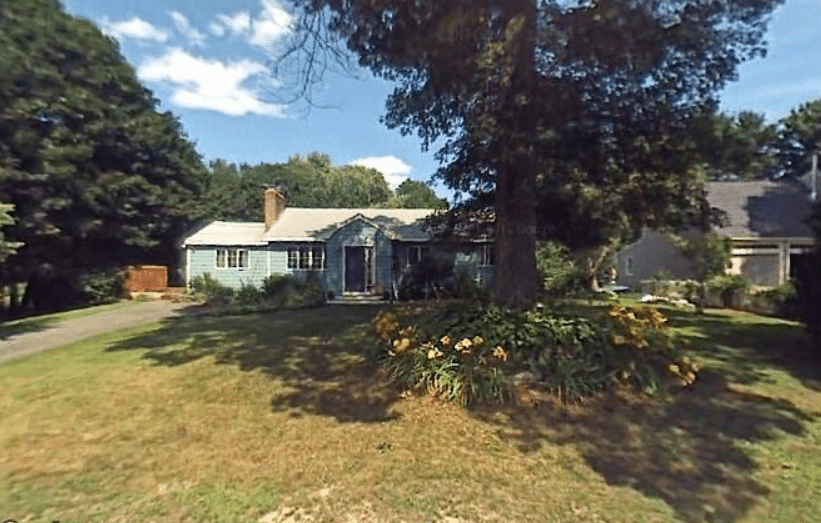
xmin=61 ymin=0 xmax=821 ymax=192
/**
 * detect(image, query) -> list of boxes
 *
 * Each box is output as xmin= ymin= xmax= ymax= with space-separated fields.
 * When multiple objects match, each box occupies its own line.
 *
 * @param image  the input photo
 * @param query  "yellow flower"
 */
xmin=612 ymin=334 xmax=628 ymax=346
xmin=455 ymin=337 xmax=473 ymax=352
xmin=667 ymin=363 xmax=680 ymax=375
xmin=492 ymin=346 xmax=509 ymax=362
xmin=472 ymin=336 xmax=485 ymax=347
xmin=427 ymin=348 xmax=443 ymax=359
xmin=394 ymin=338 xmax=411 ymax=354
xmin=440 ymin=335 xmax=452 ymax=347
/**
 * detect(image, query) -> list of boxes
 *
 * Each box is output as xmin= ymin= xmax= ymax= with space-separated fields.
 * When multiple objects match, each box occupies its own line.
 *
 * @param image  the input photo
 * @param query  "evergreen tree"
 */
xmin=281 ymin=0 xmax=784 ymax=306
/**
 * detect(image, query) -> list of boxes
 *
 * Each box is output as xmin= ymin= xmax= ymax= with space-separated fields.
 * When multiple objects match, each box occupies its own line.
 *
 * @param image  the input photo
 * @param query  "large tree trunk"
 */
xmin=494 ymin=155 xmax=540 ymax=308
xmin=492 ymin=4 xmax=540 ymax=309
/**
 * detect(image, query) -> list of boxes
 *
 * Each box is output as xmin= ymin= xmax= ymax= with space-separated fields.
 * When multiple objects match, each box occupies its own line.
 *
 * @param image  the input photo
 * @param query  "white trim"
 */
xmin=185 ymin=248 xmax=191 ymax=291
xmin=267 ymin=248 xmax=271 ymax=277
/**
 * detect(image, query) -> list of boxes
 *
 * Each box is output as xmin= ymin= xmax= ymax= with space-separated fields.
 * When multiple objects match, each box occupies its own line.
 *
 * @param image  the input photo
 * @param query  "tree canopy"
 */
xmin=283 ymin=0 xmax=784 ymax=305
xmin=0 ymin=0 xmax=207 ymax=309
xmin=201 ymin=152 xmax=441 ymax=222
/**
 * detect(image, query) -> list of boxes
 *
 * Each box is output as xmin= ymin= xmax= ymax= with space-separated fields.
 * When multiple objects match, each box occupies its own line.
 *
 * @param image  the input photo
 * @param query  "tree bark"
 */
xmin=492 ymin=3 xmax=541 ymax=309
xmin=494 ymin=154 xmax=540 ymax=308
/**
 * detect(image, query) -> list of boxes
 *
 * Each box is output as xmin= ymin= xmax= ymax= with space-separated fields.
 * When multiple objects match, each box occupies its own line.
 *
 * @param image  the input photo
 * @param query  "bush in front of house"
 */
xmin=707 ymin=274 xmax=751 ymax=308
xmin=397 ymin=252 xmax=456 ymax=300
xmin=189 ymin=273 xmax=235 ymax=302
xmin=373 ymin=301 xmax=698 ymax=405
xmin=190 ymin=272 xmax=326 ymax=314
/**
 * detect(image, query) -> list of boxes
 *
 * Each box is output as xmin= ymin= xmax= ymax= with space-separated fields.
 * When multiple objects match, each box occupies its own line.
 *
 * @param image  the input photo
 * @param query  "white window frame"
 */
xmin=407 ymin=245 xmax=430 ymax=266
xmin=479 ymin=244 xmax=494 ymax=266
xmin=287 ymin=245 xmax=326 ymax=270
xmin=624 ymin=256 xmax=634 ymax=277
xmin=216 ymin=248 xmax=249 ymax=269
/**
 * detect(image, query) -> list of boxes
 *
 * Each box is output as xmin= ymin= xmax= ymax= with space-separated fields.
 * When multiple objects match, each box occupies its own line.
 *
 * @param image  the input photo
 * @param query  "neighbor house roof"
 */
xmin=706 ymin=178 xmax=815 ymax=239
xmin=183 ymin=208 xmax=433 ymax=247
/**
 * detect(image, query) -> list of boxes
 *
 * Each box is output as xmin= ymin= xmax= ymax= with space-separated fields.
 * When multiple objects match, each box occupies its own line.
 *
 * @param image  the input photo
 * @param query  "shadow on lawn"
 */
xmin=104 ymin=302 xmax=818 ymax=523
xmin=474 ymin=369 xmax=815 ymax=523
xmin=0 ymin=315 xmax=60 ymax=340
xmin=104 ymin=305 xmax=402 ymax=423
xmin=661 ymin=307 xmax=821 ymax=393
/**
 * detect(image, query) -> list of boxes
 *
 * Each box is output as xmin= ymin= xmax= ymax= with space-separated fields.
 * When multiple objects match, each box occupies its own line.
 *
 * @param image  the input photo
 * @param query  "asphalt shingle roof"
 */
xmin=183 ymin=208 xmax=433 ymax=246
xmin=706 ymin=176 xmax=815 ymax=238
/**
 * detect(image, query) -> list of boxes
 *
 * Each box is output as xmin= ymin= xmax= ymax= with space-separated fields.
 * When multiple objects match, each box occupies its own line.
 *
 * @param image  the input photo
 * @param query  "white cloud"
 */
xmin=351 ymin=156 xmax=412 ymax=189
xmin=212 ymin=11 xmax=252 ymax=35
xmin=170 ymin=11 xmax=206 ymax=47
xmin=210 ymin=0 xmax=292 ymax=49
xmin=137 ymin=48 xmax=285 ymax=117
xmin=102 ymin=17 xmax=170 ymax=42
xmin=250 ymin=0 xmax=293 ymax=48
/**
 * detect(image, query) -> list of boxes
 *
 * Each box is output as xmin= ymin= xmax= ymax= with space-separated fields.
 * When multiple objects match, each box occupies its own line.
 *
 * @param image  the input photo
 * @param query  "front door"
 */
xmin=345 ymin=246 xmax=366 ymax=292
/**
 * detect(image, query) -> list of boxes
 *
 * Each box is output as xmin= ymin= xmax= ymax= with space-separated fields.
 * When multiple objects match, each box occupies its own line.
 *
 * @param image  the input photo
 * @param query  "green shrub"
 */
xmin=235 ymin=283 xmax=264 ymax=306
xmin=189 ymin=273 xmax=234 ymax=299
xmin=262 ymin=274 xmax=297 ymax=301
xmin=287 ymin=271 xmax=326 ymax=308
xmin=452 ymin=266 xmax=487 ymax=301
xmin=707 ymin=274 xmax=751 ymax=308
xmin=78 ymin=269 xmax=126 ymax=304
xmin=373 ymin=301 xmax=695 ymax=404
xmin=536 ymin=240 xmax=583 ymax=295
xmin=261 ymin=272 xmax=325 ymax=309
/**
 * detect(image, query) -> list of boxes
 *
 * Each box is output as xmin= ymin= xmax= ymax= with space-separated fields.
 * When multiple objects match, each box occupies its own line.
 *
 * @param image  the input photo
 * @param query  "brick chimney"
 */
xmin=264 ymin=186 xmax=286 ymax=231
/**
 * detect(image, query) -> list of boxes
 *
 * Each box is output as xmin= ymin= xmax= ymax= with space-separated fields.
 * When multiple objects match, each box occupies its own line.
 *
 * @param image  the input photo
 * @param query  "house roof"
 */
xmin=182 ymin=221 xmax=267 ymax=246
xmin=183 ymin=208 xmax=433 ymax=246
xmin=706 ymin=177 xmax=815 ymax=239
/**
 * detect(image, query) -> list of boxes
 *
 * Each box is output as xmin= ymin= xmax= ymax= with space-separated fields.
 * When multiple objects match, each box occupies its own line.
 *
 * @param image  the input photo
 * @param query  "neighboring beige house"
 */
xmin=616 ymin=173 xmax=818 ymax=289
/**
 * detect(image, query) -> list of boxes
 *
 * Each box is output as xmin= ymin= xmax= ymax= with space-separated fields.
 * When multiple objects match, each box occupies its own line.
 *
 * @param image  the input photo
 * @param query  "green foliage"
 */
xmin=753 ymin=281 xmax=800 ymax=319
xmin=285 ymin=0 xmax=783 ymax=305
xmin=535 ymin=240 xmax=582 ymax=295
xmin=374 ymin=301 xmax=695 ymax=404
xmin=0 ymin=203 xmax=22 ymax=263
xmin=384 ymin=179 xmax=448 ymax=209
xmin=698 ymin=110 xmax=778 ymax=180
xmin=235 ymin=283 xmax=265 ymax=306
xmin=0 ymin=0 xmax=207 ymax=309
xmin=77 ymin=269 xmax=126 ymax=304
xmin=452 ymin=266 xmax=487 ymax=301
xmin=708 ymin=274 xmax=752 ymax=308
xmin=672 ymin=231 xmax=732 ymax=282
xmin=204 ymin=272 xmax=326 ymax=314
xmin=397 ymin=252 xmax=455 ymax=300
xmin=202 ymin=153 xmax=395 ymax=222
xmin=189 ymin=273 xmax=235 ymax=299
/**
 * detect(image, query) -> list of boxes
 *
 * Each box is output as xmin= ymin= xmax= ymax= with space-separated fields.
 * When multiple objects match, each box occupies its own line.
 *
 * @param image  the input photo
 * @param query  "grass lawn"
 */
xmin=1 ymin=302 xmax=819 ymax=522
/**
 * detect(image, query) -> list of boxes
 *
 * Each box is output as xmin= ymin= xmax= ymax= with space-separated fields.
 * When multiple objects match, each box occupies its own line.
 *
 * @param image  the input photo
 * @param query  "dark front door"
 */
xmin=345 ymin=246 xmax=366 ymax=292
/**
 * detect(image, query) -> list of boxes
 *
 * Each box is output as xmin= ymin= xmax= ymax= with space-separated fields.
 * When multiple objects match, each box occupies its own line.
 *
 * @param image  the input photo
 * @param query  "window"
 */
xmin=408 ymin=245 xmax=429 ymax=265
xmin=624 ymin=256 xmax=634 ymax=276
xmin=311 ymin=246 xmax=325 ymax=269
xmin=216 ymin=248 xmax=249 ymax=269
xmin=287 ymin=245 xmax=326 ymax=270
xmin=479 ymin=244 xmax=494 ymax=266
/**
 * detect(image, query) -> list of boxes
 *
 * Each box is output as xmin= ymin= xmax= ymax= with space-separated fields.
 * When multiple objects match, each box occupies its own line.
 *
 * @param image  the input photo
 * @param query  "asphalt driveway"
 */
xmin=0 ymin=300 xmax=192 ymax=364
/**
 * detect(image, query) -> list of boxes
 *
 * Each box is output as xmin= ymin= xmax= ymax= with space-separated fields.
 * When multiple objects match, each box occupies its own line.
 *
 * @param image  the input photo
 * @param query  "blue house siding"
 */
xmin=324 ymin=218 xmax=393 ymax=296
xmin=187 ymin=246 xmax=269 ymax=288
xmin=185 ymin=229 xmax=493 ymax=295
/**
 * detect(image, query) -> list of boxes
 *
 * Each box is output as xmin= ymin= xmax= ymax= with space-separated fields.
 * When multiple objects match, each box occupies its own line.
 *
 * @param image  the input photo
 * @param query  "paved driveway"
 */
xmin=0 ymin=300 xmax=191 ymax=364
